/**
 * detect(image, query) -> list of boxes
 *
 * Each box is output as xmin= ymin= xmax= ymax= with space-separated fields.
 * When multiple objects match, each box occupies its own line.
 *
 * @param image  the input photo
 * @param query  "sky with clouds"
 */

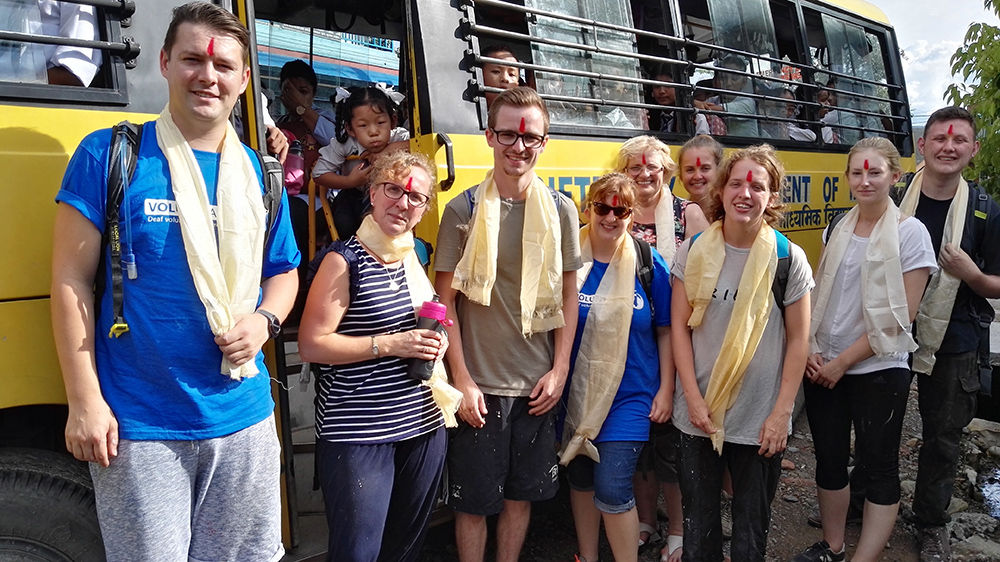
xmin=872 ymin=0 xmax=997 ymax=127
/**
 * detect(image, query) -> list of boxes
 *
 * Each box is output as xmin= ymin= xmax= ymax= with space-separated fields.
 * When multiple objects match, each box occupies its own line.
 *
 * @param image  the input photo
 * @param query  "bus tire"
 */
xmin=0 ymin=448 xmax=105 ymax=562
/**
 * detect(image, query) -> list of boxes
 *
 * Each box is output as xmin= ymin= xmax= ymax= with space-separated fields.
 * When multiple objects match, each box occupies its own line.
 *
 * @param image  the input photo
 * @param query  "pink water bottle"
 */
xmin=408 ymin=296 xmax=453 ymax=381
xmin=284 ymin=140 xmax=305 ymax=197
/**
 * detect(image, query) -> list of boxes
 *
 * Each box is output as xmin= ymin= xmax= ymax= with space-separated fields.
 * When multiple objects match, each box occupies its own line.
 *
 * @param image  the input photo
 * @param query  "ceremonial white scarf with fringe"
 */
xmin=686 ymin=221 xmax=776 ymax=453
xmin=451 ymin=171 xmax=564 ymax=336
xmin=156 ymin=106 xmax=264 ymax=380
xmin=559 ymin=225 xmax=635 ymax=465
xmin=355 ymin=216 xmax=463 ymax=426
xmin=811 ymin=203 xmax=916 ymax=356
xmin=898 ymin=171 xmax=970 ymax=374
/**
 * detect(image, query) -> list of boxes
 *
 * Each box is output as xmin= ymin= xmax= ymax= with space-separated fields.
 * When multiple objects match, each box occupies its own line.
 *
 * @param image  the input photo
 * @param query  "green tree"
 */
xmin=947 ymin=0 xmax=1000 ymax=198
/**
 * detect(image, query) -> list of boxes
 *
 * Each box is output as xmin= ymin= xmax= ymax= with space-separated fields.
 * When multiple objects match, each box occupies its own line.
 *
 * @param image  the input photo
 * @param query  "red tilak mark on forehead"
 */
xmin=404 ymin=177 xmax=413 ymax=192
xmin=519 ymin=117 xmax=525 ymax=133
xmin=207 ymin=38 xmax=214 ymax=56
xmin=612 ymin=195 xmax=619 ymax=206
xmin=642 ymin=154 xmax=647 ymax=165
xmin=948 ymin=124 xmax=954 ymax=135
xmin=696 ymin=157 xmax=701 ymax=167
xmin=747 ymin=170 xmax=753 ymax=183
xmin=864 ymin=159 xmax=869 ymax=170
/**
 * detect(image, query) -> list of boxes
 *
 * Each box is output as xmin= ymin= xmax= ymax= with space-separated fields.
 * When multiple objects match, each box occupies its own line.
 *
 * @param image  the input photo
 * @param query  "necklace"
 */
xmin=386 ymin=262 xmax=405 ymax=292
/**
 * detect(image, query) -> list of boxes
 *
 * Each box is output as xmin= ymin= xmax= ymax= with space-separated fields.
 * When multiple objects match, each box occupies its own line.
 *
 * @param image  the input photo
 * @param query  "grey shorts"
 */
xmin=447 ymin=394 xmax=559 ymax=516
xmin=90 ymin=415 xmax=283 ymax=562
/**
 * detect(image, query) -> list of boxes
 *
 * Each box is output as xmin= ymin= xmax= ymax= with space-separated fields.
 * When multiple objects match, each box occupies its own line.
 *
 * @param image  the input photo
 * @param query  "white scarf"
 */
xmin=559 ymin=225 xmax=635 ymax=465
xmin=652 ymin=188 xmax=677 ymax=265
xmin=810 ymin=203 xmax=916 ymax=356
xmin=451 ymin=171 xmax=564 ymax=336
xmin=355 ymin=216 xmax=463 ymax=426
xmin=898 ymin=171 xmax=970 ymax=374
xmin=156 ymin=106 xmax=264 ymax=380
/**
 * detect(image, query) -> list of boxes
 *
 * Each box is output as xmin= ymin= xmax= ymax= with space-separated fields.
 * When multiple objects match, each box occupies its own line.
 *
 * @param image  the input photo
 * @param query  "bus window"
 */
xmin=527 ymin=0 xmax=645 ymax=129
xmin=804 ymin=9 xmax=896 ymax=146
xmin=255 ymin=19 xmax=402 ymax=123
xmin=0 ymin=0 xmax=136 ymax=102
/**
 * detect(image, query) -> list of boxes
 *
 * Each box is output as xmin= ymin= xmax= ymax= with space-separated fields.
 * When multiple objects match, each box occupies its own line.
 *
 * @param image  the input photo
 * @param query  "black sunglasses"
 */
xmin=591 ymin=201 xmax=632 ymax=219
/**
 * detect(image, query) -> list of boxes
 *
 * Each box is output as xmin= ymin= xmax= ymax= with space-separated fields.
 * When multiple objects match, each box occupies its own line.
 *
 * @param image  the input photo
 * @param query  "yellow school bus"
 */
xmin=0 ymin=0 xmax=911 ymax=559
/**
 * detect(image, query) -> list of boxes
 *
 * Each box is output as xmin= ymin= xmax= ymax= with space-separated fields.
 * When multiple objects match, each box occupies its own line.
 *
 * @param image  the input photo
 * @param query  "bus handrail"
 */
xmin=0 ymin=31 xmax=140 ymax=63
xmin=436 ymin=132 xmax=456 ymax=192
xmin=56 ymin=0 xmax=135 ymax=18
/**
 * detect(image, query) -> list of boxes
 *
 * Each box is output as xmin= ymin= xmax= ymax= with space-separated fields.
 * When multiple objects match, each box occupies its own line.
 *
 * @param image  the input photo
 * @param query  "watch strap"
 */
xmin=255 ymin=309 xmax=281 ymax=339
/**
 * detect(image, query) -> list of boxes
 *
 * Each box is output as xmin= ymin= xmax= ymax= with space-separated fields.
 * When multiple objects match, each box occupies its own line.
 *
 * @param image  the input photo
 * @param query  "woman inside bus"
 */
xmin=560 ymin=173 xmax=673 ymax=562
xmin=676 ymin=134 xmax=724 ymax=212
xmin=795 ymin=137 xmax=935 ymax=562
xmin=299 ymin=151 xmax=457 ymax=562
xmin=616 ymin=135 xmax=705 ymax=561
xmin=671 ymin=144 xmax=812 ymax=562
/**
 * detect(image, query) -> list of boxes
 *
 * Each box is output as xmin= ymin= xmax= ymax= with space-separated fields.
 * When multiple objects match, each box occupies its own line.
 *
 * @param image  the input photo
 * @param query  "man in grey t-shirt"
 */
xmin=434 ymin=87 xmax=582 ymax=562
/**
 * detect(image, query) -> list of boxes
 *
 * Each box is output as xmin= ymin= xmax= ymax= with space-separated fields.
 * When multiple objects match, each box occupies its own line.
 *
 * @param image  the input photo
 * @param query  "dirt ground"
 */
xmin=417 ymin=379 xmax=979 ymax=562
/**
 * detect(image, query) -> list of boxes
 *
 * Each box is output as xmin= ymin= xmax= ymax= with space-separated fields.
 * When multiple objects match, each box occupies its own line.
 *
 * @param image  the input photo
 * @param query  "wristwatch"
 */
xmin=295 ymin=105 xmax=307 ymax=116
xmin=255 ymin=309 xmax=281 ymax=339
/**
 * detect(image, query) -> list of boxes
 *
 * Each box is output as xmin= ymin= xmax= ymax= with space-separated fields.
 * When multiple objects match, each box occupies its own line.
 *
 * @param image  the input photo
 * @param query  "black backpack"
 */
xmin=98 ymin=121 xmax=285 ymax=337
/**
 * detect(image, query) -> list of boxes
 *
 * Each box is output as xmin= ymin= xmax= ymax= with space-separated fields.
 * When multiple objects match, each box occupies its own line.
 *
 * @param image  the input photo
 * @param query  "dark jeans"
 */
xmin=804 ymin=368 xmax=911 ymax=505
xmin=318 ymin=428 xmax=447 ymax=562
xmin=914 ymin=351 xmax=979 ymax=528
xmin=677 ymin=433 xmax=782 ymax=562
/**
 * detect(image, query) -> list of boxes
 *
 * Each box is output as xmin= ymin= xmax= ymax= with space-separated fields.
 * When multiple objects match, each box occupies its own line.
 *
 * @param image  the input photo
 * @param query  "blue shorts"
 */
xmin=566 ymin=440 xmax=644 ymax=514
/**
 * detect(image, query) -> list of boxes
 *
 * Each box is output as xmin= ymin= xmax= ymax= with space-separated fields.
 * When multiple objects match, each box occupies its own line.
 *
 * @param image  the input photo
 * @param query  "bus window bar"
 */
xmin=464 ymin=20 xmax=901 ymax=106
xmin=482 ymin=84 xmax=895 ymax=139
xmin=474 ymin=53 xmax=695 ymax=93
xmin=463 ymin=0 xmax=902 ymax=95
xmin=0 ymin=31 xmax=139 ymax=63
xmin=56 ymin=0 xmax=135 ymax=18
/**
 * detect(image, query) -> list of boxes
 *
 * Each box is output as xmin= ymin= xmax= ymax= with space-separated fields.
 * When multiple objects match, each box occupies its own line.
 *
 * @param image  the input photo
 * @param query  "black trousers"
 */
xmin=677 ymin=433 xmax=782 ymax=562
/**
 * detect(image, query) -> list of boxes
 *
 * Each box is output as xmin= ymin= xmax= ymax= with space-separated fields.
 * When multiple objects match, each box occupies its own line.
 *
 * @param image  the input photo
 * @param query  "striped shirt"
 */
xmin=315 ymin=237 xmax=444 ymax=444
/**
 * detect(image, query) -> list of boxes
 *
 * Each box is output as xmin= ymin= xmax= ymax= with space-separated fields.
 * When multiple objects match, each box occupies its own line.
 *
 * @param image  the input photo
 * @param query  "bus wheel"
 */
xmin=0 ymin=449 xmax=105 ymax=562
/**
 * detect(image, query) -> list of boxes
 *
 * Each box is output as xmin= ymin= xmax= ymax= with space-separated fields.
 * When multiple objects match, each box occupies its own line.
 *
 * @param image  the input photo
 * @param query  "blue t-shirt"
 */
xmin=56 ymin=122 xmax=301 ymax=440
xmin=568 ymin=250 xmax=672 ymax=443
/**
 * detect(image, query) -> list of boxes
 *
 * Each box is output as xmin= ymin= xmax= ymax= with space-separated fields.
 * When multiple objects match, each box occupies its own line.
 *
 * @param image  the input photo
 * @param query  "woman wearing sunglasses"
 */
xmin=617 ymin=137 xmax=706 ymax=561
xmin=560 ymin=173 xmax=674 ymax=562
xmin=299 ymin=151 xmax=461 ymax=562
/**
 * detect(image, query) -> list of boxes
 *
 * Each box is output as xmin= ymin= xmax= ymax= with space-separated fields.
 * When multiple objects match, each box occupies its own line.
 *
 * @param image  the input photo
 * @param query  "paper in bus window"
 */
xmin=527 ymin=0 xmax=643 ymax=129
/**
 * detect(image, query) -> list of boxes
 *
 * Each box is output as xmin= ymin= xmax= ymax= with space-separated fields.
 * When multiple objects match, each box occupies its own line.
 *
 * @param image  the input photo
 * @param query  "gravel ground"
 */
xmin=417 ymin=378 xmax=1000 ymax=561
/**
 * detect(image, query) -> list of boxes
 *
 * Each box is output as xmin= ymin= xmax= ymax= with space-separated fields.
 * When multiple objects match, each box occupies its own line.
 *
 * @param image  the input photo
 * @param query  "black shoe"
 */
xmin=805 ymin=505 xmax=863 ymax=528
xmin=791 ymin=541 xmax=846 ymax=562
xmin=918 ymin=526 xmax=951 ymax=562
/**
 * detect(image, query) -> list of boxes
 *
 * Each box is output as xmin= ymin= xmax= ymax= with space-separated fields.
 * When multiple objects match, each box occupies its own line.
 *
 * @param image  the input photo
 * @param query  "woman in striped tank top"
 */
xmin=299 ymin=151 xmax=452 ymax=562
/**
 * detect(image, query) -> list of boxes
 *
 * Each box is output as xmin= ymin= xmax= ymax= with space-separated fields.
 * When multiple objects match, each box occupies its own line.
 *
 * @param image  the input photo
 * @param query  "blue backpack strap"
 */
xmin=306 ymin=240 xmax=360 ymax=304
xmin=631 ymin=236 xmax=655 ymax=320
xmin=689 ymin=230 xmax=791 ymax=312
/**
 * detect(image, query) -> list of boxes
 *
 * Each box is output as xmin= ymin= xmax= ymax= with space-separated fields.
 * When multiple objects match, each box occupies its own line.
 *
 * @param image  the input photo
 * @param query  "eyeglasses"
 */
xmin=379 ymin=182 xmax=430 ymax=208
xmin=626 ymin=165 xmax=664 ymax=176
xmin=490 ymin=128 xmax=545 ymax=149
xmin=591 ymin=201 xmax=632 ymax=219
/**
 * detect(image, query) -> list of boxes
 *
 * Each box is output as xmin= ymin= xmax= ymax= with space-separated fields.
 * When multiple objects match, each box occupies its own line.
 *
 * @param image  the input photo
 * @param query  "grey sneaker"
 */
xmin=919 ymin=527 xmax=951 ymax=562
xmin=791 ymin=541 xmax=846 ymax=562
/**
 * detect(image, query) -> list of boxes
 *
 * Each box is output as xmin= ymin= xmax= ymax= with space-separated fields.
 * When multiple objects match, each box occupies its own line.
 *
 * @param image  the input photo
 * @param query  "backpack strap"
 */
xmin=251 ymin=149 xmax=285 ymax=244
xmin=632 ymin=236 xmax=655 ymax=319
xmin=773 ymin=231 xmax=790 ymax=313
xmin=464 ymin=185 xmax=565 ymax=216
xmin=101 ymin=121 xmax=143 ymax=338
xmin=689 ymin=230 xmax=791 ymax=312
xmin=823 ymin=211 xmax=848 ymax=245
xmin=306 ymin=240 xmax=360 ymax=304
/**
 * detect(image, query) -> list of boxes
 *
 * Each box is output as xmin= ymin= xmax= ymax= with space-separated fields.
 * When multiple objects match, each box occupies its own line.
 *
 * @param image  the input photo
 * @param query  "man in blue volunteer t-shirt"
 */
xmin=50 ymin=3 xmax=299 ymax=561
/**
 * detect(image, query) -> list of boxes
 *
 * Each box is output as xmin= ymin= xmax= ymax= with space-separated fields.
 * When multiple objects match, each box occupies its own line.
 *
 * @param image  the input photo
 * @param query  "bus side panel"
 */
xmin=0 ymin=107 xmax=155 ymax=301
xmin=0 ymin=300 xmax=64 ymax=408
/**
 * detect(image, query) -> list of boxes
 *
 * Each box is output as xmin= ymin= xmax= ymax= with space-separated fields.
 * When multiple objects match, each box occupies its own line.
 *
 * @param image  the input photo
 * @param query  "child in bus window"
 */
xmin=481 ymin=44 xmax=521 ymax=107
xmin=695 ymin=55 xmax=759 ymax=138
xmin=313 ymin=86 xmax=410 ymax=240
